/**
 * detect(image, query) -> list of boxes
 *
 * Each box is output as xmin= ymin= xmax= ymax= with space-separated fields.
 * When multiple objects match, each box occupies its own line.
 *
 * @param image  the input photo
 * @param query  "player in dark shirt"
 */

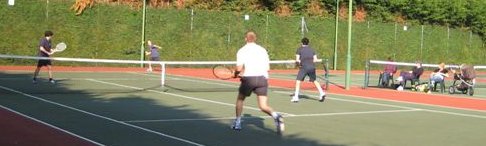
xmin=145 ymin=40 xmax=161 ymax=72
xmin=33 ymin=31 xmax=55 ymax=84
xmin=291 ymin=37 xmax=326 ymax=102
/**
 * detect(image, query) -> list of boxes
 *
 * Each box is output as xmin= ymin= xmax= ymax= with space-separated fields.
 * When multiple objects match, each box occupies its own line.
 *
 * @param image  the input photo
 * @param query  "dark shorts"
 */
xmin=296 ymin=67 xmax=317 ymax=82
xmin=150 ymin=57 xmax=160 ymax=61
xmin=37 ymin=59 xmax=52 ymax=67
xmin=239 ymin=76 xmax=268 ymax=97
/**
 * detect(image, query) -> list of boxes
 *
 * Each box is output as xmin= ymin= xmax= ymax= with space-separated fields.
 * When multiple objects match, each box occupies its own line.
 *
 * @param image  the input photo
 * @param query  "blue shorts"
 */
xmin=296 ymin=67 xmax=317 ymax=82
xmin=150 ymin=57 xmax=160 ymax=61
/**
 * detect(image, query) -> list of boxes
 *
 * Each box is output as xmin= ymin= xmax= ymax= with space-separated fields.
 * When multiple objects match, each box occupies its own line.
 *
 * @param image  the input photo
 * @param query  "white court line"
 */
xmin=0 ymin=104 xmax=104 ymax=146
xmin=288 ymin=109 xmax=422 ymax=117
xmin=124 ymin=109 xmax=421 ymax=123
xmin=87 ymin=79 xmax=296 ymax=117
xmin=420 ymin=109 xmax=486 ymax=119
xmin=134 ymin=73 xmax=486 ymax=119
xmin=273 ymin=91 xmax=420 ymax=110
xmin=327 ymin=91 xmax=486 ymax=115
xmin=132 ymin=72 xmax=237 ymax=87
xmin=0 ymin=85 xmax=204 ymax=146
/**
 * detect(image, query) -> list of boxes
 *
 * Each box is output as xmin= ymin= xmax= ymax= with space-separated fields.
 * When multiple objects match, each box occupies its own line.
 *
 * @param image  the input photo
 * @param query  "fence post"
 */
xmin=363 ymin=60 xmax=370 ymax=89
xmin=325 ymin=59 xmax=330 ymax=91
xmin=140 ymin=0 xmax=147 ymax=67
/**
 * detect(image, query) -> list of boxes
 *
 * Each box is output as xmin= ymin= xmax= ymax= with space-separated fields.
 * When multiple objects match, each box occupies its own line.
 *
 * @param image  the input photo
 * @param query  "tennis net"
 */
xmin=0 ymin=54 xmax=330 ymax=93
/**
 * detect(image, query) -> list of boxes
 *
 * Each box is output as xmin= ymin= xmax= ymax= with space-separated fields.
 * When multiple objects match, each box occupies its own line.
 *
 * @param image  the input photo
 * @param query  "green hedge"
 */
xmin=0 ymin=0 xmax=484 ymax=69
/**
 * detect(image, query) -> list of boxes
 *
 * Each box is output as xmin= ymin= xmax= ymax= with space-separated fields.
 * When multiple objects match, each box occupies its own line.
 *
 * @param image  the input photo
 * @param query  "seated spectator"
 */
xmin=380 ymin=57 xmax=397 ymax=87
xmin=428 ymin=62 xmax=449 ymax=93
xmin=396 ymin=61 xmax=424 ymax=90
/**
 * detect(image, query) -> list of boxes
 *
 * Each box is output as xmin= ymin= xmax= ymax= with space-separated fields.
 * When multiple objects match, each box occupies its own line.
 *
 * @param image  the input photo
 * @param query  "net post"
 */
xmin=161 ymin=63 xmax=166 ymax=86
xmin=325 ymin=58 xmax=330 ymax=91
xmin=364 ymin=60 xmax=370 ymax=89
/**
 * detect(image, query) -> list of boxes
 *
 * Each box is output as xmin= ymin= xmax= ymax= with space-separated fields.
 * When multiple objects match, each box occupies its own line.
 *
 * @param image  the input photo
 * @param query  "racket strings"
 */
xmin=54 ymin=42 xmax=66 ymax=52
xmin=213 ymin=65 xmax=234 ymax=80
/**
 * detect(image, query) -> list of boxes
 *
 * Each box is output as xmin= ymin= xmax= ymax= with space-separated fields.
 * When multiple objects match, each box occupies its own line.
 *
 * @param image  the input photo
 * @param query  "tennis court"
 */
xmin=1 ymin=66 xmax=486 ymax=146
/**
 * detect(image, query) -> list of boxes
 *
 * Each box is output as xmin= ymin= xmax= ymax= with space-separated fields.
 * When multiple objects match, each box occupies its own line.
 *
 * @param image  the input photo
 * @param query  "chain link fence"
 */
xmin=1 ymin=0 xmax=484 ymax=68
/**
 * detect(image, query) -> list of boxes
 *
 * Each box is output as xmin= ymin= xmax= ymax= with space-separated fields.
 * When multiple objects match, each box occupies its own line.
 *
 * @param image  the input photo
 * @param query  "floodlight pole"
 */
xmin=333 ymin=0 xmax=339 ymax=70
xmin=46 ymin=0 xmax=49 ymax=29
xmin=420 ymin=25 xmax=424 ymax=61
xmin=140 ymin=0 xmax=147 ymax=68
xmin=345 ymin=0 xmax=352 ymax=90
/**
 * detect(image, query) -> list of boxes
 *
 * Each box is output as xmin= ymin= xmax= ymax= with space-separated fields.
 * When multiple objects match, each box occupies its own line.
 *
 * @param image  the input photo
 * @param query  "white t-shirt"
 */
xmin=236 ymin=42 xmax=269 ymax=78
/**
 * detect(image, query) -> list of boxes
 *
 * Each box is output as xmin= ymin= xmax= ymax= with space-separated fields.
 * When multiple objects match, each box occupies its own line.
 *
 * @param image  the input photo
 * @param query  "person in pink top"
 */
xmin=381 ymin=57 xmax=397 ymax=87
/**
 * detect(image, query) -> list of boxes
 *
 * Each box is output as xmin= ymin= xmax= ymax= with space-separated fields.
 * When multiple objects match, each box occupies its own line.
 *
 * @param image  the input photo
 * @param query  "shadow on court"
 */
xmin=0 ymin=71 xmax=347 ymax=146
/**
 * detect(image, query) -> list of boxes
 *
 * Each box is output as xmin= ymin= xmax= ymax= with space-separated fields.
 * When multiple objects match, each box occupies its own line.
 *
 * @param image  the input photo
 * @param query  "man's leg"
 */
xmin=292 ymin=68 xmax=307 ymax=102
xmin=47 ymin=65 xmax=55 ymax=83
xmin=382 ymin=73 xmax=390 ymax=86
xmin=308 ymin=70 xmax=325 ymax=102
xmin=147 ymin=62 xmax=153 ymax=72
xmin=428 ymin=76 xmax=442 ymax=93
xmin=235 ymin=93 xmax=245 ymax=119
xmin=313 ymin=81 xmax=326 ymax=102
xmin=291 ymin=80 xmax=301 ymax=102
xmin=33 ymin=66 xmax=41 ymax=83
xmin=257 ymin=95 xmax=284 ymax=132
xmin=256 ymin=95 xmax=273 ymax=115
xmin=232 ymin=93 xmax=245 ymax=130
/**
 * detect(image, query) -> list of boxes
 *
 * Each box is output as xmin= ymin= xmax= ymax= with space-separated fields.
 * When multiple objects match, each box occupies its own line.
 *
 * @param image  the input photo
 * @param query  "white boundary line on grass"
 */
xmin=0 ymin=104 xmax=104 ymax=146
xmin=124 ymin=109 xmax=421 ymax=123
xmin=87 ymin=79 xmax=296 ymax=116
xmin=135 ymin=73 xmax=486 ymax=119
xmin=0 ymin=85 xmax=205 ymax=146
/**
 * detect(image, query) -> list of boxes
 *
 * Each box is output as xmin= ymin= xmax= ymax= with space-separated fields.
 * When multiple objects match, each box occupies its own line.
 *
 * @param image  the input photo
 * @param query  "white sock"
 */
xmin=317 ymin=85 xmax=325 ymax=95
xmin=235 ymin=117 xmax=241 ymax=123
xmin=293 ymin=90 xmax=299 ymax=98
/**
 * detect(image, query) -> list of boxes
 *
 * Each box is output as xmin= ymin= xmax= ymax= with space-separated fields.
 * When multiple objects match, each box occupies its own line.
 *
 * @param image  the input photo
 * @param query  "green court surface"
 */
xmin=1 ymin=70 xmax=486 ymax=146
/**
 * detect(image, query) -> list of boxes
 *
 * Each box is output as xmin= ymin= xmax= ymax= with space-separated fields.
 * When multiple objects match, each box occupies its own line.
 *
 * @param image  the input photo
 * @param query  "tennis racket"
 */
xmin=212 ymin=65 xmax=235 ymax=80
xmin=52 ymin=42 xmax=67 ymax=53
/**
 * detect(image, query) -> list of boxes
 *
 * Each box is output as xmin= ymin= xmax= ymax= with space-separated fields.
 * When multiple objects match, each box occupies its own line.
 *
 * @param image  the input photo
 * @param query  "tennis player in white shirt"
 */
xmin=230 ymin=30 xmax=284 ymax=133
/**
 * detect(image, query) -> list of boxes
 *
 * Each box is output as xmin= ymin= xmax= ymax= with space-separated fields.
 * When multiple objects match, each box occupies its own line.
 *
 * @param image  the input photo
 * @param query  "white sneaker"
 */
xmin=290 ymin=96 xmax=299 ymax=103
xmin=146 ymin=68 xmax=153 ymax=72
xmin=49 ymin=79 xmax=56 ymax=84
xmin=397 ymin=86 xmax=404 ymax=91
xmin=231 ymin=120 xmax=241 ymax=131
xmin=274 ymin=114 xmax=285 ymax=133
xmin=319 ymin=94 xmax=326 ymax=102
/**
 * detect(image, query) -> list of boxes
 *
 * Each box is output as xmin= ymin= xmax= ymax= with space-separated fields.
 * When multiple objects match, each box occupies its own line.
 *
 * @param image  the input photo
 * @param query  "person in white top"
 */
xmin=231 ymin=30 xmax=284 ymax=133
